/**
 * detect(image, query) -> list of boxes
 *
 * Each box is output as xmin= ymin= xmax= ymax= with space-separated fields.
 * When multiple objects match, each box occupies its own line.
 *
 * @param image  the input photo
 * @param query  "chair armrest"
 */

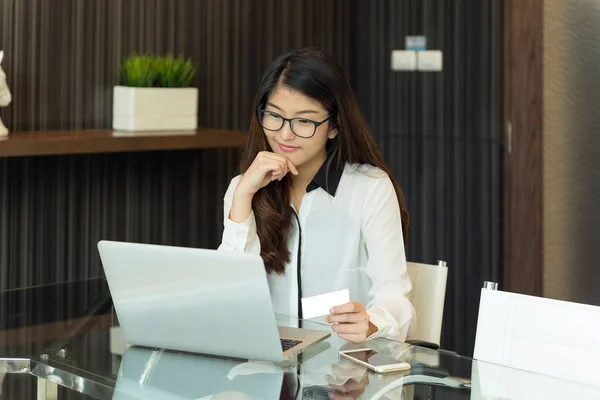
xmin=438 ymin=348 xmax=459 ymax=357
xmin=405 ymin=339 xmax=440 ymax=350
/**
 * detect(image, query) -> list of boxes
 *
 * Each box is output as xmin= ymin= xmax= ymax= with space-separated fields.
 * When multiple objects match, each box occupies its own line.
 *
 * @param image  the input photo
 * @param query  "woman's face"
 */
xmin=261 ymin=85 xmax=337 ymax=169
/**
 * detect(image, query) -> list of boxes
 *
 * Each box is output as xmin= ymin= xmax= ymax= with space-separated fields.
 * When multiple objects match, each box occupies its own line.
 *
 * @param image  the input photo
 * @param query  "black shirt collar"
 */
xmin=306 ymin=155 xmax=344 ymax=197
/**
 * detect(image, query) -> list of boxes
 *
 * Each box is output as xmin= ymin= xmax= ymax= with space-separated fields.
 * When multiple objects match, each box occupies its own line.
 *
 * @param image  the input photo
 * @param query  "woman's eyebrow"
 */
xmin=266 ymin=102 xmax=319 ymax=115
xmin=266 ymin=102 xmax=283 ymax=111
xmin=295 ymin=109 xmax=319 ymax=115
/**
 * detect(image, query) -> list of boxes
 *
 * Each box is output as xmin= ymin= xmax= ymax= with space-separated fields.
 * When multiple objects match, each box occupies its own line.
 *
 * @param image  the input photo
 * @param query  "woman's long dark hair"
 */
xmin=242 ymin=48 xmax=410 ymax=274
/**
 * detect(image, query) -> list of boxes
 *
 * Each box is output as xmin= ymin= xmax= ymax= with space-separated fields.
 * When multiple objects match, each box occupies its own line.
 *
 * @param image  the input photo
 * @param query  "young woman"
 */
xmin=219 ymin=48 xmax=414 ymax=344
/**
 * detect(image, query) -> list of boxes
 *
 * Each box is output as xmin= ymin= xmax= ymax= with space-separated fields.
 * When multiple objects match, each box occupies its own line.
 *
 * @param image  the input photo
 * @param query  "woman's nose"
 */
xmin=280 ymin=120 xmax=296 ymax=141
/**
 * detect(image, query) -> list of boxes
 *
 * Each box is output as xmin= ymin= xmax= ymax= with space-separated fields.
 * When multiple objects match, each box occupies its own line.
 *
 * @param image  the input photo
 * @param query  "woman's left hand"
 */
xmin=327 ymin=302 xmax=378 ymax=343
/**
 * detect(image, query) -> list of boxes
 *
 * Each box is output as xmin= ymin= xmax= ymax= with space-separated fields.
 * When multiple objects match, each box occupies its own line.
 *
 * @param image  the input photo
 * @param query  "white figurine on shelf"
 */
xmin=0 ymin=50 xmax=12 ymax=137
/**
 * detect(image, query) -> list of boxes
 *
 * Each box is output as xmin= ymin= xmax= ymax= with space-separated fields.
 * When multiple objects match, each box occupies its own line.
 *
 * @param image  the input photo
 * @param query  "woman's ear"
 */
xmin=328 ymin=116 xmax=339 ymax=139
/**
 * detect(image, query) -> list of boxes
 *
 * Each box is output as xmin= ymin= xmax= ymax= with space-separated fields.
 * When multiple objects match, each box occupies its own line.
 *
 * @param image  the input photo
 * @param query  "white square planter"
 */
xmin=112 ymin=86 xmax=198 ymax=132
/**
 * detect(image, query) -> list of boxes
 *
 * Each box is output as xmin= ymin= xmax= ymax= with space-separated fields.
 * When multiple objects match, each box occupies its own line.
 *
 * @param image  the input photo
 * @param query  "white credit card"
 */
xmin=301 ymin=289 xmax=350 ymax=320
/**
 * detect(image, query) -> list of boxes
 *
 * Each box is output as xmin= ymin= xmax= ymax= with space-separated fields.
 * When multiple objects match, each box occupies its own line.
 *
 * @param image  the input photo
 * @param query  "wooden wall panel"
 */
xmin=503 ymin=0 xmax=543 ymax=296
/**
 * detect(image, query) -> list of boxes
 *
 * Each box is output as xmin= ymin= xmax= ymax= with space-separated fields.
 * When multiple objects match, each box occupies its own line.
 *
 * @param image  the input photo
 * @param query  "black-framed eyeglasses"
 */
xmin=257 ymin=109 xmax=333 ymax=138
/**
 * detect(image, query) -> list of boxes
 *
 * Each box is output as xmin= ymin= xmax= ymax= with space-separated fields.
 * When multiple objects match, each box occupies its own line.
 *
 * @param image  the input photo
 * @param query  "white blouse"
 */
xmin=218 ymin=162 xmax=415 ymax=342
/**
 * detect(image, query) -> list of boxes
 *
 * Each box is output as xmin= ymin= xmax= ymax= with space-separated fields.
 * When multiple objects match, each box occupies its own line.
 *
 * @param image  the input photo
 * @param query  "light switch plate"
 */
xmin=417 ymin=50 xmax=443 ymax=71
xmin=391 ymin=50 xmax=416 ymax=71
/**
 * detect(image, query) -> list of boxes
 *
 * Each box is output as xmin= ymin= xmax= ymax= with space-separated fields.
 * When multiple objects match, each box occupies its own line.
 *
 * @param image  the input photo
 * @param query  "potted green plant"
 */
xmin=112 ymin=54 xmax=198 ymax=132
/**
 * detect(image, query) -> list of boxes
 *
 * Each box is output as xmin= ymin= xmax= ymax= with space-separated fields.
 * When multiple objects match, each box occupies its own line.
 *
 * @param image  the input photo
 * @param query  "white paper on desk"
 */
xmin=301 ymin=289 xmax=350 ymax=319
xmin=473 ymin=288 xmax=600 ymax=388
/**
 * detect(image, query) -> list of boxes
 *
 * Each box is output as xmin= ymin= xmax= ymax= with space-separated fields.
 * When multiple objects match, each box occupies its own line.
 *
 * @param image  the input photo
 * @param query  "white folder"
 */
xmin=473 ymin=287 xmax=600 ymax=387
xmin=470 ymin=359 xmax=600 ymax=400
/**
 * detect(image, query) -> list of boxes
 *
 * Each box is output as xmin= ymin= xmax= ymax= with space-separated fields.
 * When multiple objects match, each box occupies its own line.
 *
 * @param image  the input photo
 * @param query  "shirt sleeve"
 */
xmin=361 ymin=175 xmax=416 ymax=342
xmin=217 ymin=175 xmax=261 ymax=255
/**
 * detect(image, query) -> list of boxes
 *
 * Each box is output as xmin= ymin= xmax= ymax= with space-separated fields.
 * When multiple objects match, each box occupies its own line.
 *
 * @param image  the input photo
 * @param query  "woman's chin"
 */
xmin=285 ymin=154 xmax=306 ymax=168
xmin=273 ymin=148 xmax=302 ymax=164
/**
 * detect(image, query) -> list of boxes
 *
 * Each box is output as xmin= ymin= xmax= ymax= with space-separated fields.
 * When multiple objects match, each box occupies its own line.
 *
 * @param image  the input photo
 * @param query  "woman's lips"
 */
xmin=278 ymin=143 xmax=299 ymax=153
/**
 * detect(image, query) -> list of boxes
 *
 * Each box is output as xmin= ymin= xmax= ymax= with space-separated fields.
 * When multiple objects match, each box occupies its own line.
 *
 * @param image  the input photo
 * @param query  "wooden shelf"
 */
xmin=0 ymin=128 xmax=248 ymax=158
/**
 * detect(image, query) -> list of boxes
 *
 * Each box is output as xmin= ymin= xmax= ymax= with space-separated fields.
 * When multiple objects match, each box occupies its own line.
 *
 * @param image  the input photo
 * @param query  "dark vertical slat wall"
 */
xmin=350 ymin=1 xmax=502 ymax=356
xmin=0 ymin=0 xmax=352 ymax=289
xmin=0 ymin=0 xmax=501 ymax=356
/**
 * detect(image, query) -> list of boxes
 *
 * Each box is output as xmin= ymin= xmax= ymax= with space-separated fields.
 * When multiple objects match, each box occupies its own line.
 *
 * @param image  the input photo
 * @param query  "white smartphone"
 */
xmin=339 ymin=348 xmax=411 ymax=374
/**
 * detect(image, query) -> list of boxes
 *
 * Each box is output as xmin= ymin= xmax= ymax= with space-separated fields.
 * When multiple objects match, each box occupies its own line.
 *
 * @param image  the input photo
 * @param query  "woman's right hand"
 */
xmin=236 ymin=151 xmax=299 ymax=197
xmin=228 ymin=152 xmax=298 ymax=224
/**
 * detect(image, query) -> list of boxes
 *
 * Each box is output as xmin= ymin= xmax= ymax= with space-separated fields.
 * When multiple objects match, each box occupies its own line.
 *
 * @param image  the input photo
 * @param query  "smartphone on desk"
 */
xmin=339 ymin=348 xmax=411 ymax=374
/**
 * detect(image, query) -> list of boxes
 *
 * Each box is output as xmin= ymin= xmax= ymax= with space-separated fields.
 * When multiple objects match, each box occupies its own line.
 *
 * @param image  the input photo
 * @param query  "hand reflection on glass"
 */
xmin=326 ymin=360 xmax=369 ymax=400
xmin=326 ymin=374 xmax=369 ymax=400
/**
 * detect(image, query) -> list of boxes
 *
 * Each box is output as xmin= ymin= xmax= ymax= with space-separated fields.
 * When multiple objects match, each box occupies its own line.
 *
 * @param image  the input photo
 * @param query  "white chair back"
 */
xmin=406 ymin=260 xmax=448 ymax=349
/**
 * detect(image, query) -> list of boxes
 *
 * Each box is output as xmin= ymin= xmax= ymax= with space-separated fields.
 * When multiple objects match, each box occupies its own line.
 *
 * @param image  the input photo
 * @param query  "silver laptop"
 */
xmin=97 ymin=240 xmax=330 ymax=363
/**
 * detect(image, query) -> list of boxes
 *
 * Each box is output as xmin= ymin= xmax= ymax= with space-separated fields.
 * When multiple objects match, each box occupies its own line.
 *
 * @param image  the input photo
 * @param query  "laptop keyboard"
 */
xmin=280 ymin=338 xmax=303 ymax=352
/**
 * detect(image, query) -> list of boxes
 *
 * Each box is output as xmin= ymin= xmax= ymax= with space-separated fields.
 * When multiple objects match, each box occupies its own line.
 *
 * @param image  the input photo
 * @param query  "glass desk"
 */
xmin=1 ymin=278 xmax=599 ymax=399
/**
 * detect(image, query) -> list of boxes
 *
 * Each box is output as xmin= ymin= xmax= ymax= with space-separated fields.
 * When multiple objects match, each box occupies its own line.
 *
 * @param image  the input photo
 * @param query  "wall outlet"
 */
xmin=391 ymin=50 xmax=417 ymax=71
xmin=417 ymin=50 xmax=443 ymax=71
